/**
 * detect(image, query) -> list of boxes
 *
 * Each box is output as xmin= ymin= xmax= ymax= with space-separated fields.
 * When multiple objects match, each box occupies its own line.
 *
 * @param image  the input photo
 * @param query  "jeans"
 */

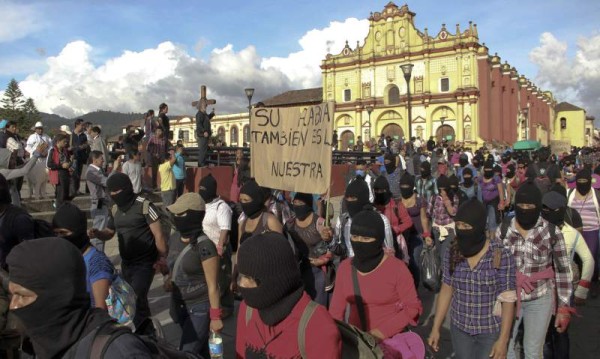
xmin=179 ymin=300 xmax=211 ymax=358
xmin=122 ymin=261 xmax=156 ymax=335
xmin=90 ymin=206 xmax=109 ymax=252
xmin=197 ymin=136 xmax=209 ymax=167
xmin=451 ymin=324 xmax=499 ymax=359
xmin=406 ymin=232 xmax=423 ymax=289
xmin=301 ymin=264 xmax=328 ymax=307
xmin=508 ymin=292 xmax=553 ymax=359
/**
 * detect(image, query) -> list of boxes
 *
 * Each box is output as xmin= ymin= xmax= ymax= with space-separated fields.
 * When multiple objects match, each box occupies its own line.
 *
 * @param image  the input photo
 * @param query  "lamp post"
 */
xmin=400 ymin=64 xmax=414 ymax=140
xmin=366 ymin=105 xmax=374 ymax=140
xmin=245 ymin=88 xmax=254 ymax=144
xmin=440 ymin=117 xmax=446 ymax=144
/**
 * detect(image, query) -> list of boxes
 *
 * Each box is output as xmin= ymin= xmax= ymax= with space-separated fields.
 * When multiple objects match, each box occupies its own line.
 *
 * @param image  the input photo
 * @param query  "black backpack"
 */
xmin=71 ymin=321 xmax=202 ymax=359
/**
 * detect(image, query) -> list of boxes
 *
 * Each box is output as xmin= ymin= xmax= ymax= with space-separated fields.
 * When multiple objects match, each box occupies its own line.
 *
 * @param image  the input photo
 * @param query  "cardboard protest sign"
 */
xmin=250 ymin=102 xmax=334 ymax=194
xmin=550 ymin=140 xmax=570 ymax=156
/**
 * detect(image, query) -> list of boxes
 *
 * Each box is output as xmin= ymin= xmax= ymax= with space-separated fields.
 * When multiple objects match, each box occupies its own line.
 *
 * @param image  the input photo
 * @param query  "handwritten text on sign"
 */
xmin=250 ymin=102 xmax=334 ymax=194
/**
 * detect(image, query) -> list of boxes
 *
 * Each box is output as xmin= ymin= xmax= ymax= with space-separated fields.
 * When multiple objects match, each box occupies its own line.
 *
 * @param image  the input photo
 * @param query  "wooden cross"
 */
xmin=191 ymin=85 xmax=216 ymax=112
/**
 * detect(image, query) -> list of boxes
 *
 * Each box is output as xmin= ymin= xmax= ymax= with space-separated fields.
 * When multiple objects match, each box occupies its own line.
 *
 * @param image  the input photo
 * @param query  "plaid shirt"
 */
xmin=147 ymin=136 xmax=166 ymax=160
xmin=443 ymin=240 xmax=515 ymax=335
xmin=427 ymin=194 xmax=458 ymax=226
xmin=499 ymin=217 xmax=573 ymax=307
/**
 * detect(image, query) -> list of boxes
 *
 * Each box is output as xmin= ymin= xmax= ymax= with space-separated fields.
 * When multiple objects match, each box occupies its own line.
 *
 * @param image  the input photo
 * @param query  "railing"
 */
xmin=179 ymin=147 xmax=382 ymax=166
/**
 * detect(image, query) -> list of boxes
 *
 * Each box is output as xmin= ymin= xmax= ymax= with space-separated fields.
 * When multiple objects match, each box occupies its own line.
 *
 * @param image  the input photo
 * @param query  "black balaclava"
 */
xmin=384 ymin=153 xmax=397 ymax=174
xmin=541 ymin=192 xmax=567 ymax=227
xmin=462 ymin=167 xmax=474 ymax=187
xmin=237 ymin=232 xmax=304 ymax=326
xmin=350 ymin=207 xmax=385 ymax=273
xmin=459 ymin=155 xmax=468 ymax=167
xmin=7 ymin=238 xmax=112 ymax=358
xmin=345 ymin=176 xmax=370 ymax=218
xmin=437 ymin=175 xmax=450 ymax=195
xmin=515 ymin=180 xmax=543 ymax=230
xmin=52 ymin=203 xmax=90 ymax=251
xmin=106 ymin=173 xmax=136 ymax=210
xmin=399 ymin=172 xmax=415 ymax=199
xmin=173 ymin=210 xmax=205 ymax=238
xmin=576 ymin=168 xmax=592 ymax=196
xmin=373 ymin=175 xmax=392 ymax=206
xmin=483 ymin=160 xmax=494 ymax=179
xmin=199 ymin=173 xmax=218 ymax=203
xmin=551 ymin=183 xmax=567 ymax=198
xmin=506 ymin=164 xmax=516 ymax=179
xmin=454 ymin=199 xmax=487 ymax=257
xmin=420 ymin=161 xmax=431 ymax=178
xmin=501 ymin=155 xmax=510 ymax=164
xmin=0 ymin=173 xmax=10 ymax=205
xmin=292 ymin=192 xmax=313 ymax=221
xmin=448 ymin=175 xmax=459 ymax=196
xmin=240 ymin=179 xmax=265 ymax=219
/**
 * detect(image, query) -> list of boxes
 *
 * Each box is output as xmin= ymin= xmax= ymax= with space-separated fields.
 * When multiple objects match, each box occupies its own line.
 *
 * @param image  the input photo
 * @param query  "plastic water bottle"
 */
xmin=209 ymin=330 xmax=223 ymax=358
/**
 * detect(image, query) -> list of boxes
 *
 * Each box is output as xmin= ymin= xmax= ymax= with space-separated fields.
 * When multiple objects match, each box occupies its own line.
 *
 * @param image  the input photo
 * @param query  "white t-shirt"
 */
xmin=203 ymin=198 xmax=232 ymax=246
xmin=122 ymin=161 xmax=142 ymax=194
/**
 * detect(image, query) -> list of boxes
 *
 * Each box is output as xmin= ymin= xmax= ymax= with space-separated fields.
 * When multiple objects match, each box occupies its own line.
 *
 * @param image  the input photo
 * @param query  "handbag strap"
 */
xmin=351 ymin=265 xmax=367 ymax=331
xmin=172 ymin=243 xmax=193 ymax=282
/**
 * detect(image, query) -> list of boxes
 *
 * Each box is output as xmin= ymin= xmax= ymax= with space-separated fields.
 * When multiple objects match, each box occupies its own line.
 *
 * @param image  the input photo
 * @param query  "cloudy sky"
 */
xmin=1 ymin=0 xmax=599 ymax=120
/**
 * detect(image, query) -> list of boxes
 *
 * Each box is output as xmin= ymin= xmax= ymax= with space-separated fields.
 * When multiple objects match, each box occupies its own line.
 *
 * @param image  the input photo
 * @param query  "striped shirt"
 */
xmin=499 ymin=217 xmax=573 ymax=308
xmin=570 ymin=195 xmax=600 ymax=231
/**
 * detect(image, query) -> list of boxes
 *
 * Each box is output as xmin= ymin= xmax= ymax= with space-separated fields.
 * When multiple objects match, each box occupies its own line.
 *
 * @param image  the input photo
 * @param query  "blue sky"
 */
xmin=1 ymin=0 xmax=598 ymax=119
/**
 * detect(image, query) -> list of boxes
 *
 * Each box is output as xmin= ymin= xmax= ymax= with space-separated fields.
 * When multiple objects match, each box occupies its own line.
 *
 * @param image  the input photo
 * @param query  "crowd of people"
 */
xmin=0 ymin=120 xmax=598 ymax=359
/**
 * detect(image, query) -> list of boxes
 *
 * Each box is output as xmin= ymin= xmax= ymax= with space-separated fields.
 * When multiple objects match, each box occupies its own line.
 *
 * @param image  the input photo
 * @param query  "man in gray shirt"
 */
xmin=122 ymin=149 xmax=143 ymax=194
xmin=86 ymin=150 xmax=120 ymax=251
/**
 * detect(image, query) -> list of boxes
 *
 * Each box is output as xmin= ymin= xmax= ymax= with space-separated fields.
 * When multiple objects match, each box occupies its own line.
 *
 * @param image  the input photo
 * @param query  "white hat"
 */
xmin=60 ymin=125 xmax=72 ymax=134
xmin=31 ymin=121 xmax=43 ymax=130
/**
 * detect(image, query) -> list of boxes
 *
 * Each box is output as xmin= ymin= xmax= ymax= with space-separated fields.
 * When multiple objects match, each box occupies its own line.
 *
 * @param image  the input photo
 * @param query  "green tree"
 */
xmin=0 ymin=79 xmax=27 ymax=131
xmin=22 ymin=97 xmax=41 ymax=132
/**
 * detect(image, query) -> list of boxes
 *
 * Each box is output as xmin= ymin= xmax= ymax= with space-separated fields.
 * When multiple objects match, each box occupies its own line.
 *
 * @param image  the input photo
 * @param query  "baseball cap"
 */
xmin=167 ymin=192 xmax=205 ymax=214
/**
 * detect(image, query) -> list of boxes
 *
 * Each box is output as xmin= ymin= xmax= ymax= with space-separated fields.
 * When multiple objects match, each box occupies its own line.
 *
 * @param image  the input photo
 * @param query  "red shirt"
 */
xmin=376 ymin=200 xmax=413 ymax=236
xmin=329 ymin=256 xmax=422 ymax=339
xmin=236 ymin=292 xmax=341 ymax=359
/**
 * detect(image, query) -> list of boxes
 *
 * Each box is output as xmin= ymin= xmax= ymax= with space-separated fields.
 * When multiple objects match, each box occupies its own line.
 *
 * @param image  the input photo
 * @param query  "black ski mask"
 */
xmin=345 ymin=176 xmax=370 ymax=218
xmin=541 ymin=192 xmax=567 ymax=227
xmin=52 ymin=203 xmax=91 ymax=251
xmin=462 ymin=168 xmax=474 ymax=187
xmin=173 ymin=210 xmax=205 ymax=238
xmin=514 ymin=180 xmax=543 ymax=230
xmin=459 ymin=156 xmax=468 ymax=167
xmin=576 ymin=168 xmax=592 ymax=196
xmin=483 ymin=160 xmax=494 ymax=179
xmin=420 ymin=162 xmax=431 ymax=178
xmin=292 ymin=192 xmax=313 ymax=221
xmin=373 ymin=175 xmax=392 ymax=206
xmin=350 ymin=207 xmax=385 ymax=273
xmin=199 ymin=173 xmax=218 ymax=203
xmin=384 ymin=153 xmax=397 ymax=174
xmin=454 ymin=199 xmax=487 ymax=257
xmin=399 ymin=173 xmax=415 ymax=199
xmin=106 ymin=173 xmax=136 ymax=210
xmin=240 ymin=179 xmax=265 ymax=219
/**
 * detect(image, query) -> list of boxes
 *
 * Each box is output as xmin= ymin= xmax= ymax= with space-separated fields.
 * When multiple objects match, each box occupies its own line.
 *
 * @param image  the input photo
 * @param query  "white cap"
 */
xmin=60 ymin=125 xmax=72 ymax=134
xmin=31 ymin=121 xmax=43 ymax=130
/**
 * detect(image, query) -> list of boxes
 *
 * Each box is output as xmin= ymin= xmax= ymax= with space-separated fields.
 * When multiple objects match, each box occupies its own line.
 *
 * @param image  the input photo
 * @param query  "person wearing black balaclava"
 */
xmin=416 ymin=161 xmax=437 ymax=203
xmin=478 ymin=160 xmax=505 ymax=240
xmin=428 ymin=175 xmax=458 ymax=268
xmin=285 ymin=192 xmax=332 ymax=306
xmin=167 ymin=192 xmax=222 ymax=356
xmin=91 ymin=172 xmax=168 ymax=335
xmin=382 ymin=153 xmax=401 ymax=199
xmin=0 ymin=173 xmax=34 ymax=270
xmin=329 ymin=208 xmax=421 ymax=355
xmin=501 ymin=180 xmax=574 ymax=359
xmin=237 ymin=179 xmax=283 ymax=248
xmin=7 ymin=238 xmax=152 ymax=358
xmin=459 ymin=167 xmax=477 ymax=201
xmin=199 ymin=173 xmax=235 ymax=317
xmin=236 ymin=232 xmax=341 ymax=358
xmin=322 ymin=176 xmax=394 ymax=259
xmin=428 ymin=199 xmax=516 ymax=358
xmin=53 ymin=202 xmax=115 ymax=310
xmin=567 ymin=168 xmax=600 ymax=298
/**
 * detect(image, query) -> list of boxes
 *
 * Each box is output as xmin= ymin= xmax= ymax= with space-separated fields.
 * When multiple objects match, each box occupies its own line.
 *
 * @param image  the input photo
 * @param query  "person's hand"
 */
xmin=369 ymin=329 xmax=385 ymax=342
xmin=216 ymin=243 xmax=224 ymax=257
xmin=203 ymin=131 xmax=209 ymax=138
xmin=425 ymin=236 xmax=434 ymax=247
xmin=309 ymin=257 xmax=328 ymax=267
xmin=153 ymin=256 xmax=169 ymax=275
xmin=574 ymin=296 xmax=586 ymax=306
xmin=555 ymin=313 xmax=571 ymax=333
xmin=497 ymin=201 xmax=505 ymax=211
xmin=320 ymin=227 xmax=333 ymax=241
xmin=210 ymin=319 xmax=224 ymax=333
xmin=88 ymin=228 xmax=100 ymax=239
xmin=427 ymin=329 xmax=440 ymax=352
xmin=62 ymin=162 xmax=70 ymax=169
xmin=163 ymin=275 xmax=173 ymax=292
xmin=489 ymin=338 xmax=508 ymax=358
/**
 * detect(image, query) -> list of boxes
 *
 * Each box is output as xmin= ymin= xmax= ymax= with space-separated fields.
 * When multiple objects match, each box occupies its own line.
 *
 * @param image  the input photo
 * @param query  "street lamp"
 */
xmin=400 ymin=64 xmax=414 ymax=140
xmin=440 ymin=117 xmax=446 ymax=144
xmin=366 ymin=105 xmax=374 ymax=139
xmin=245 ymin=88 xmax=254 ymax=145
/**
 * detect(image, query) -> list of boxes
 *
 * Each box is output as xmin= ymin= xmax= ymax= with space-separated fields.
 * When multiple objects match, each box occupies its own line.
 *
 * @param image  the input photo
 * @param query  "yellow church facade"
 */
xmin=321 ymin=2 xmax=555 ymax=151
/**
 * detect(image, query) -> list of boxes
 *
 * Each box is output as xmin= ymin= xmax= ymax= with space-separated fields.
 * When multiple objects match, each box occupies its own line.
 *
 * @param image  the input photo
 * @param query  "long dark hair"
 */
xmin=449 ymin=236 xmax=465 ymax=275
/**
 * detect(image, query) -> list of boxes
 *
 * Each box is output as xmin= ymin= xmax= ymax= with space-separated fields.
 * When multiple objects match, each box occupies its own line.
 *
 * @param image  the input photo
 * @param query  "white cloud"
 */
xmin=530 ymin=32 xmax=600 ymax=120
xmin=0 ymin=2 xmax=45 ymax=42
xmin=17 ymin=17 xmax=369 ymax=118
xmin=262 ymin=18 xmax=370 ymax=88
